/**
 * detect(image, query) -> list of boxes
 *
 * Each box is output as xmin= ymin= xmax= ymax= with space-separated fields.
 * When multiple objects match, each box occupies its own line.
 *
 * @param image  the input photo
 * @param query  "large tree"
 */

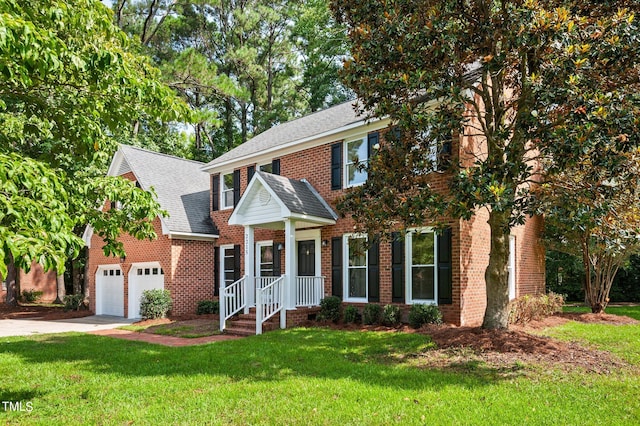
xmin=332 ymin=1 xmax=640 ymax=328
xmin=0 ymin=0 xmax=187 ymax=302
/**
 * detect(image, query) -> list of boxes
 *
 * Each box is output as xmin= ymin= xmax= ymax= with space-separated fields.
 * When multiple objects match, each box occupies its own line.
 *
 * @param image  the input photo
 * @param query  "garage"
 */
xmin=95 ymin=266 xmax=124 ymax=317
xmin=128 ymin=262 xmax=165 ymax=319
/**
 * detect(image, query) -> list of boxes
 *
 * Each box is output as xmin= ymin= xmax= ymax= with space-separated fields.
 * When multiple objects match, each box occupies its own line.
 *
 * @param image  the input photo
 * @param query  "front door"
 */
xmin=297 ymin=240 xmax=315 ymax=276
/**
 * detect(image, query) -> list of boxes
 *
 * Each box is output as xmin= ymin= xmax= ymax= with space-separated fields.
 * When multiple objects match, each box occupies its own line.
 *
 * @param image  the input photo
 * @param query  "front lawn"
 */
xmin=1 ymin=312 xmax=639 ymax=424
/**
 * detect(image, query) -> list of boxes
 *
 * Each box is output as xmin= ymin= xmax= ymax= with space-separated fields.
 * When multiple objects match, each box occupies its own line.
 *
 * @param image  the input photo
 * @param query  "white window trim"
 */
xmin=221 ymin=172 xmax=234 ymax=210
xmin=344 ymin=136 xmax=368 ymax=188
xmin=220 ymin=244 xmax=235 ymax=288
xmin=405 ymin=228 xmax=438 ymax=305
xmin=343 ymin=233 xmax=368 ymax=303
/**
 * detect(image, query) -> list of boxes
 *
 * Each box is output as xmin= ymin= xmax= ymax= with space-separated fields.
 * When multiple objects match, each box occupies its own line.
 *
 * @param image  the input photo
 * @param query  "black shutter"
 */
xmin=273 ymin=242 xmax=281 ymax=276
xmin=367 ymin=239 xmax=380 ymax=302
xmin=232 ymin=169 xmax=241 ymax=207
xmin=367 ymin=131 xmax=379 ymax=158
xmin=247 ymin=165 xmax=255 ymax=182
xmin=212 ymin=175 xmax=220 ymax=211
xmin=331 ymin=142 xmax=342 ymax=190
xmin=271 ymin=159 xmax=280 ymax=175
xmin=391 ymin=232 xmax=405 ymax=303
xmin=233 ymin=244 xmax=241 ymax=281
xmin=331 ymin=237 xmax=343 ymax=297
xmin=214 ymin=246 xmax=220 ymax=296
xmin=437 ymin=228 xmax=453 ymax=305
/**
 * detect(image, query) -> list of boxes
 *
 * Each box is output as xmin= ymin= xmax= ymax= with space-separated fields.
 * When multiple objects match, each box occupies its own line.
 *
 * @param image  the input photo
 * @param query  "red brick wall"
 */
xmin=209 ymin=129 xmax=546 ymax=326
xmin=87 ymin=171 xmax=215 ymax=317
xmin=19 ymin=262 xmax=58 ymax=303
xmin=170 ymin=239 xmax=215 ymax=315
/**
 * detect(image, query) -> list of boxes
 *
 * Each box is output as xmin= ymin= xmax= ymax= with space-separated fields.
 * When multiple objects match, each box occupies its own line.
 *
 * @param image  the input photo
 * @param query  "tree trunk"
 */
xmin=482 ymin=211 xmax=511 ymax=329
xmin=54 ymin=273 xmax=66 ymax=304
xmin=4 ymin=257 xmax=18 ymax=306
xmin=72 ymin=258 xmax=83 ymax=295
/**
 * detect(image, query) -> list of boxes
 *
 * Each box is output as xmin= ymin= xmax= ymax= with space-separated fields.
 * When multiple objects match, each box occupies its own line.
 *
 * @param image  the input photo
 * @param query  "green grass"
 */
xmin=1 ymin=318 xmax=639 ymax=424
xmin=119 ymin=320 xmax=221 ymax=338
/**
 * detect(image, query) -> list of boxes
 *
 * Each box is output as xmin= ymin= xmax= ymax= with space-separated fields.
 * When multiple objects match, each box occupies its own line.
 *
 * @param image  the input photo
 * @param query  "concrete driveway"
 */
xmin=0 ymin=315 xmax=137 ymax=337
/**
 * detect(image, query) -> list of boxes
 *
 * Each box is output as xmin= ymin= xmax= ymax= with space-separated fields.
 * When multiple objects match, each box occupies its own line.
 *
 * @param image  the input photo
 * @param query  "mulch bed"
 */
xmin=0 ymin=303 xmax=92 ymax=320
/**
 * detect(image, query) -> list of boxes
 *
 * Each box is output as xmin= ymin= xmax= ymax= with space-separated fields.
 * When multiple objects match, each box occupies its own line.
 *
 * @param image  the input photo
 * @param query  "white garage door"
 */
xmin=96 ymin=266 xmax=124 ymax=317
xmin=128 ymin=262 xmax=165 ymax=319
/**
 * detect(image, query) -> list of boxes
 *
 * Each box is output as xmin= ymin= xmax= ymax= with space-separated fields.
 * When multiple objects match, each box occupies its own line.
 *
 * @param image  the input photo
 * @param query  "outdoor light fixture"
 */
xmin=322 ymin=240 xmax=328 ymax=247
xmin=277 ymin=243 xmax=284 ymax=251
xmin=119 ymin=255 xmax=126 ymax=263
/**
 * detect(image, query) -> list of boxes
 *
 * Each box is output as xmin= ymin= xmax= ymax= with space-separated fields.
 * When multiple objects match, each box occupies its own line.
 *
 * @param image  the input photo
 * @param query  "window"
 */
xmin=222 ymin=246 xmax=236 ymax=287
xmin=508 ymin=235 xmax=516 ymax=300
xmin=413 ymin=128 xmax=451 ymax=173
xmin=345 ymin=137 xmax=368 ymax=187
xmin=259 ymin=163 xmax=273 ymax=174
xmin=256 ymin=242 xmax=274 ymax=277
xmin=406 ymin=229 xmax=437 ymax=303
xmin=344 ymin=235 xmax=367 ymax=301
xmin=221 ymin=172 xmax=234 ymax=209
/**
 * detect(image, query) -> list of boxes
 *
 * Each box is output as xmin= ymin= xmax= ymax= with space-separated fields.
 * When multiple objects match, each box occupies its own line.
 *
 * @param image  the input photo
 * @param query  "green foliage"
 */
xmin=63 ymin=294 xmax=86 ymax=312
xmin=331 ymin=0 xmax=640 ymax=328
xmin=139 ymin=289 xmax=172 ymax=319
xmin=362 ymin=303 xmax=382 ymax=325
xmin=546 ymin=250 xmax=585 ymax=302
xmin=317 ymin=296 xmax=341 ymax=322
xmin=343 ymin=305 xmax=359 ymax=323
xmin=196 ymin=300 xmax=219 ymax=315
xmin=21 ymin=290 xmax=43 ymax=303
xmin=408 ymin=304 xmax=443 ymax=329
xmin=382 ymin=304 xmax=402 ymax=326
xmin=509 ymin=293 xmax=565 ymax=325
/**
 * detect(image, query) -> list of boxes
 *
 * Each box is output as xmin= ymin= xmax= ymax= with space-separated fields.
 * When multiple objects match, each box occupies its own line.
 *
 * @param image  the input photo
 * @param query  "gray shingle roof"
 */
xmin=257 ymin=172 xmax=338 ymax=221
xmin=203 ymin=100 xmax=363 ymax=169
xmin=118 ymin=145 xmax=217 ymax=236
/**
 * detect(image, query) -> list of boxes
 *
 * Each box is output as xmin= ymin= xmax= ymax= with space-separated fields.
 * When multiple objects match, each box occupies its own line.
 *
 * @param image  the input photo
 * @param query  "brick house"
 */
xmin=202 ymin=100 xmax=545 ymax=330
xmin=1 ymin=263 xmax=58 ymax=304
xmin=86 ymin=101 xmax=545 ymax=330
xmin=85 ymin=145 xmax=218 ymax=318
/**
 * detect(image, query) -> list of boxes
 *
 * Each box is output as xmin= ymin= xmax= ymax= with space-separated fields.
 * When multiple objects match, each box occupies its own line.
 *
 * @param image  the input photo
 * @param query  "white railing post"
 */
xmin=219 ymin=283 xmax=226 ymax=332
xmin=280 ymin=274 xmax=286 ymax=329
xmin=256 ymin=286 xmax=263 ymax=335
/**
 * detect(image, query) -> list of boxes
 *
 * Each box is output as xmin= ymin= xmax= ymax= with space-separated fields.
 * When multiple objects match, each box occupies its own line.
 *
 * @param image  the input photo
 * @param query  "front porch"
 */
xmin=219 ymin=171 xmax=338 ymax=335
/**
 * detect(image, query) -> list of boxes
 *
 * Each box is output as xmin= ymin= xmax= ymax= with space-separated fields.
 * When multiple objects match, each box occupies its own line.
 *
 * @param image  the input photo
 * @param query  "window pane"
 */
xmin=259 ymin=163 xmax=273 ymax=173
xmin=223 ymin=173 xmax=234 ymax=190
xmin=412 ymin=266 xmax=435 ymax=300
xmin=348 ymin=268 xmax=367 ymax=298
xmin=223 ymin=191 xmax=234 ymax=207
xmin=260 ymin=246 xmax=274 ymax=276
xmin=412 ymin=232 xmax=435 ymax=265
xmin=347 ymin=163 xmax=368 ymax=186
xmin=348 ymin=237 xmax=367 ymax=266
xmin=347 ymin=138 xmax=367 ymax=163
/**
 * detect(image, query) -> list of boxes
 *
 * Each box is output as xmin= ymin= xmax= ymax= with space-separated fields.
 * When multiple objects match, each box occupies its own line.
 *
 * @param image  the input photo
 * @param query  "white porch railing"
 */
xmin=295 ymin=276 xmax=324 ymax=307
xmin=256 ymin=275 xmax=285 ymax=335
xmin=220 ymin=275 xmax=247 ymax=332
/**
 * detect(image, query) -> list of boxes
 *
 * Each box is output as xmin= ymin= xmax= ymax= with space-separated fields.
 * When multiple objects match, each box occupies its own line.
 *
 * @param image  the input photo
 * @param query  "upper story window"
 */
xmin=345 ymin=137 xmax=368 ymax=187
xmin=221 ymin=172 xmax=235 ymax=209
xmin=259 ymin=163 xmax=273 ymax=174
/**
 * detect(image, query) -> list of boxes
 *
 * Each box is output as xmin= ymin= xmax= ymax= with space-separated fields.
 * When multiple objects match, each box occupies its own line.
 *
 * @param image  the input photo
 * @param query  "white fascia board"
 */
xmin=288 ymin=213 xmax=336 ymax=226
xmin=201 ymin=118 xmax=391 ymax=173
xmin=168 ymin=231 xmax=219 ymax=241
xmin=82 ymin=226 xmax=94 ymax=248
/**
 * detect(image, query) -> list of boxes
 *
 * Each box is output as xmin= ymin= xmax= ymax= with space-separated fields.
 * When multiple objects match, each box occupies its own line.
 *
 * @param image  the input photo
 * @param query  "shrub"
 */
xmin=140 ymin=289 xmax=172 ymax=319
xmin=409 ymin=304 xmax=443 ymax=328
xmin=196 ymin=300 xmax=219 ymax=315
xmin=382 ymin=304 xmax=402 ymax=326
xmin=343 ymin=305 xmax=360 ymax=323
xmin=21 ymin=289 xmax=43 ymax=303
xmin=63 ymin=294 xmax=85 ymax=312
xmin=317 ymin=296 xmax=341 ymax=322
xmin=509 ymin=292 xmax=564 ymax=325
xmin=362 ymin=303 xmax=382 ymax=325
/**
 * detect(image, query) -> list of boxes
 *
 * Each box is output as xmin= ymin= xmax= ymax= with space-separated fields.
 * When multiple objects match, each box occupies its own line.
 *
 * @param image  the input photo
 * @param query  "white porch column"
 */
xmin=244 ymin=225 xmax=255 ymax=313
xmin=284 ymin=218 xmax=296 ymax=311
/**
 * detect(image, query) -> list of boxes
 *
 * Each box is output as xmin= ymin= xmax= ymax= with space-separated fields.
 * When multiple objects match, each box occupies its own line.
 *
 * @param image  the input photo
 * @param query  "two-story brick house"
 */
xmin=202 ymin=100 xmax=545 ymax=330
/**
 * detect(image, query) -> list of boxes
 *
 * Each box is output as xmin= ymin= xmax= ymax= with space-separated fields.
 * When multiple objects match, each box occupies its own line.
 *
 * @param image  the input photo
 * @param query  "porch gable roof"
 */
xmin=229 ymin=171 xmax=338 ymax=228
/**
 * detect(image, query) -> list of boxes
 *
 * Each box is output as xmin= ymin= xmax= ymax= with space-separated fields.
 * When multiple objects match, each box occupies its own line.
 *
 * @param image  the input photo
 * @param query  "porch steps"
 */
xmin=224 ymin=309 xmax=280 ymax=336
